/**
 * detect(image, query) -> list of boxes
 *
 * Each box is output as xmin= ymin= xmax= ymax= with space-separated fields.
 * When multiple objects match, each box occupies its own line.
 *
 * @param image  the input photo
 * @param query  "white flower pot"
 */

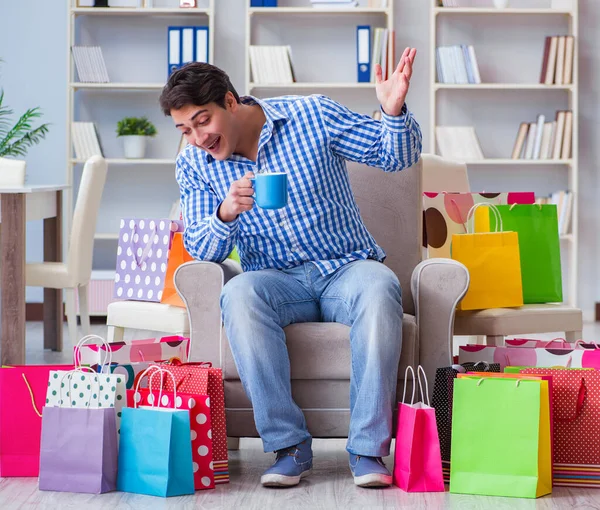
xmin=493 ymin=0 xmax=509 ymax=7
xmin=0 ymin=157 xmax=26 ymax=186
xmin=123 ymin=135 xmax=147 ymax=159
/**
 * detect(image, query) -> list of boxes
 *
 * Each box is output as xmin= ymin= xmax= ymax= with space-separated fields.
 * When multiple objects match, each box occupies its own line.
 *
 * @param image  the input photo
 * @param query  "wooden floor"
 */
xmin=2 ymin=322 xmax=600 ymax=509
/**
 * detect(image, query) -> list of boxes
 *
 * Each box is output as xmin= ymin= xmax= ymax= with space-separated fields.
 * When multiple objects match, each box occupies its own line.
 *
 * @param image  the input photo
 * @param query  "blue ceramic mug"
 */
xmin=250 ymin=173 xmax=288 ymax=210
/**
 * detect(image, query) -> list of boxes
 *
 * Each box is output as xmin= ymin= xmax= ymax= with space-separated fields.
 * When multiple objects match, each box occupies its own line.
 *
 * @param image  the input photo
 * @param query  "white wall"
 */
xmin=0 ymin=0 xmax=598 ymax=316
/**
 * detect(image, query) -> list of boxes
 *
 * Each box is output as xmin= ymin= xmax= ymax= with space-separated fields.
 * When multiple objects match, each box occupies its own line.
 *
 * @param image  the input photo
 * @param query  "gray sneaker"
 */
xmin=261 ymin=437 xmax=313 ymax=487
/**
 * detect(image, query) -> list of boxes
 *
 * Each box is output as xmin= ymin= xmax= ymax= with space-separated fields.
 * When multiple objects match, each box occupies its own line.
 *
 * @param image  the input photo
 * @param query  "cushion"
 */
xmin=107 ymin=300 xmax=190 ymax=335
xmin=222 ymin=314 xmax=417 ymax=381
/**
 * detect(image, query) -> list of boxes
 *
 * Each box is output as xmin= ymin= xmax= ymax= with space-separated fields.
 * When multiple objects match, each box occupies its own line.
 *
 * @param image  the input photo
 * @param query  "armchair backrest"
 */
xmin=347 ymin=158 xmax=422 ymax=315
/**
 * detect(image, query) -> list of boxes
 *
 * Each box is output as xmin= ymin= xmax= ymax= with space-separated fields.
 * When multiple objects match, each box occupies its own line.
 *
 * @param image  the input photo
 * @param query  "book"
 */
xmin=544 ymin=36 xmax=558 ymax=85
xmin=561 ymin=110 xmax=573 ymax=160
xmin=552 ymin=110 xmax=566 ymax=159
xmin=511 ymin=122 xmax=529 ymax=159
xmin=563 ymin=35 xmax=575 ymax=84
xmin=554 ymin=36 xmax=566 ymax=86
xmin=435 ymin=126 xmax=485 ymax=161
xmin=539 ymin=36 xmax=551 ymax=84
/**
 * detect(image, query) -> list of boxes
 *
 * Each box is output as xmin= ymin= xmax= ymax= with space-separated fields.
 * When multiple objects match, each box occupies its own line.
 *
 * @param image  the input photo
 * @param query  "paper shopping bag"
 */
xmin=136 ymin=368 xmax=215 ymax=490
xmin=117 ymin=368 xmax=195 ymax=497
xmin=155 ymin=360 xmax=229 ymax=483
xmin=39 ymin=370 xmax=118 ymax=493
xmin=114 ymin=218 xmax=181 ymax=302
xmin=0 ymin=364 xmax=73 ymax=477
xmin=493 ymin=205 xmax=562 ymax=304
xmin=521 ymin=368 xmax=600 ymax=487
xmin=423 ymin=191 xmax=535 ymax=258
xmin=161 ymin=232 xmax=194 ymax=308
xmin=451 ymin=204 xmax=523 ymax=310
xmin=431 ymin=361 xmax=500 ymax=482
xmin=393 ymin=366 xmax=444 ymax=492
xmin=450 ymin=376 xmax=552 ymax=498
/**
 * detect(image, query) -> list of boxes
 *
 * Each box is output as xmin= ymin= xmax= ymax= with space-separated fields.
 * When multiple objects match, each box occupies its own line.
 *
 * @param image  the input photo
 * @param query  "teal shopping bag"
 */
xmin=493 ymin=205 xmax=562 ymax=304
xmin=117 ymin=406 xmax=194 ymax=497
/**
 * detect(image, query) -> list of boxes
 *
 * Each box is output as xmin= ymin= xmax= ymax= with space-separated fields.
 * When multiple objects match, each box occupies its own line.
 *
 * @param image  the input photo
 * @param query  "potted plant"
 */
xmin=0 ymin=90 xmax=50 ymax=185
xmin=116 ymin=116 xmax=157 ymax=159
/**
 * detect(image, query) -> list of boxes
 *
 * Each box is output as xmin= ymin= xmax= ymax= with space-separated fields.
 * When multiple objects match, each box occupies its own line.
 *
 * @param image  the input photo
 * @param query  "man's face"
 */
xmin=172 ymin=93 xmax=238 ymax=161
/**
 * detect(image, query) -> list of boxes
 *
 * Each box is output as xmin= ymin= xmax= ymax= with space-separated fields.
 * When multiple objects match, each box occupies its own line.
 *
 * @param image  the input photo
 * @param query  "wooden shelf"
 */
xmin=72 ymin=7 xmax=211 ymax=16
xmin=463 ymin=159 xmax=573 ymax=165
xmin=434 ymin=7 xmax=572 ymax=15
xmin=249 ymin=82 xmax=376 ymax=89
xmin=71 ymin=158 xmax=176 ymax=165
xmin=435 ymin=83 xmax=574 ymax=91
xmin=249 ymin=7 xmax=389 ymax=15
xmin=70 ymin=82 xmax=164 ymax=90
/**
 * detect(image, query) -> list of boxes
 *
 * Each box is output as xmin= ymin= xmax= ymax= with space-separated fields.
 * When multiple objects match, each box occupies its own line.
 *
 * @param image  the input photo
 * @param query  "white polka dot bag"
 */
xmin=128 ymin=365 xmax=215 ymax=491
xmin=114 ymin=218 xmax=181 ymax=302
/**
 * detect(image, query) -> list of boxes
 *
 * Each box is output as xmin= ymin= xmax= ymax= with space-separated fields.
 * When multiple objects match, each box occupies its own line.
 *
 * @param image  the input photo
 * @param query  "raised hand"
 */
xmin=375 ymin=47 xmax=417 ymax=117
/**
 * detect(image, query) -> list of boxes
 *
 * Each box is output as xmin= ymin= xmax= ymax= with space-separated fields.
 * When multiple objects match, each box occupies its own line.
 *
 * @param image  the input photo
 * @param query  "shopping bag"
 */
xmin=0 ymin=364 xmax=73 ymax=477
xmin=154 ymin=360 xmax=229 ymax=483
xmin=493 ymin=204 xmax=562 ymax=304
xmin=423 ymin=191 xmax=535 ymax=258
xmin=452 ymin=203 xmax=523 ymax=310
xmin=450 ymin=376 xmax=552 ymax=498
xmin=114 ymin=218 xmax=181 ymax=302
xmin=521 ymin=367 xmax=600 ymax=487
xmin=431 ymin=361 xmax=500 ymax=482
xmin=75 ymin=334 xmax=190 ymax=366
xmin=39 ymin=369 xmax=118 ymax=493
xmin=117 ymin=368 xmax=195 ymax=497
xmin=161 ymin=232 xmax=194 ymax=308
xmin=505 ymin=338 xmax=574 ymax=349
xmin=47 ymin=336 xmax=126 ymax=433
xmin=393 ymin=366 xmax=444 ymax=492
xmin=138 ymin=366 xmax=215 ymax=490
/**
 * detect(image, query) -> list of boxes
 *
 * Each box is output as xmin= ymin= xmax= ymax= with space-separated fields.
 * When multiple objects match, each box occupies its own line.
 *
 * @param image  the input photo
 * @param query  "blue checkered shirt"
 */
xmin=176 ymin=94 xmax=422 ymax=275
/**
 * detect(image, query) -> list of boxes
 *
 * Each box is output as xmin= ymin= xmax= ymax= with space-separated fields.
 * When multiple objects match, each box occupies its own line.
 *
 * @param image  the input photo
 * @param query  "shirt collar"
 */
xmin=203 ymin=95 xmax=289 ymax=164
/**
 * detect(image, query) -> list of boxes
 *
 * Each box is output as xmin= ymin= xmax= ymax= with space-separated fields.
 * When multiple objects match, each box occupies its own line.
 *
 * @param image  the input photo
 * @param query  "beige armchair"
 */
xmin=173 ymin=157 xmax=470 ymax=441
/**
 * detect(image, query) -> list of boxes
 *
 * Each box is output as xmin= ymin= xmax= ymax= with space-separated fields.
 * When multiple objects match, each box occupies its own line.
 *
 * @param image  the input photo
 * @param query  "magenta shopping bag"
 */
xmin=393 ymin=366 xmax=445 ymax=492
xmin=114 ymin=218 xmax=182 ymax=302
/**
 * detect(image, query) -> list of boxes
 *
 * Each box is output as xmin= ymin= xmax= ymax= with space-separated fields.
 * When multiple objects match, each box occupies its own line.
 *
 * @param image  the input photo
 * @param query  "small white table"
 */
xmin=0 ymin=185 xmax=69 ymax=365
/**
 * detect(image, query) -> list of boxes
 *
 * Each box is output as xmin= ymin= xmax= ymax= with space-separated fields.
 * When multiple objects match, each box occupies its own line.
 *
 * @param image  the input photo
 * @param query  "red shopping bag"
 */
xmin=0 ymin=364 xmax=74 ymax=476
xmin=153 ymin=360 xmax=229 ymax=484
xmin=393 ymin=366 xmax=445 ymax=492
xmin=128 ymin=366 xmax=215 ymax=490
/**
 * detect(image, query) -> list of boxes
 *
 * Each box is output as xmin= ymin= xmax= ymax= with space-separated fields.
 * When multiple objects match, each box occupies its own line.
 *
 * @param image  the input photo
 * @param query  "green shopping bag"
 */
xmin=450 ymin=377 xmax=552 ymax=498
xmin=493 ymin=205 xmax=562 ymax=304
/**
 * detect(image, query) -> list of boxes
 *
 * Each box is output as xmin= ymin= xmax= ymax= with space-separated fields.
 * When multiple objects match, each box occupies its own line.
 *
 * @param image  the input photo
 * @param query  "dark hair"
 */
xmin=159 ymin=62 xmax=240 ymax=116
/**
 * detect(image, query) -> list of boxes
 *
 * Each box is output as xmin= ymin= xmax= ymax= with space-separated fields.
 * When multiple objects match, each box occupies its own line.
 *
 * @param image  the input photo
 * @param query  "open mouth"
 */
xmin=205 ymin=136 xmax=221 ymax=152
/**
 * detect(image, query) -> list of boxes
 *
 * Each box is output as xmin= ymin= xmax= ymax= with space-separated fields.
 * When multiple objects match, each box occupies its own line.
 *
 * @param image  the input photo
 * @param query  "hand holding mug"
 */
xmin=218 ymin=171 xmax=255 ymax=223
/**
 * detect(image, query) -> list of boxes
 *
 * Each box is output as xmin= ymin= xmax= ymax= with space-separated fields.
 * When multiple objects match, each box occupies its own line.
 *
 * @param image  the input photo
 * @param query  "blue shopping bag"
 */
xmin=117 ymin=368 xmax=194 ymax=497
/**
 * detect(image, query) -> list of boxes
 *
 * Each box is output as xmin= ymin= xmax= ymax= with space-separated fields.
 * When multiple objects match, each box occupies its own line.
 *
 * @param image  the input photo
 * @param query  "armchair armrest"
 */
xmin=174 ymin=260 xmax=243 ymax=365
xmin=411 ymin=259 xmax=469 ymax=393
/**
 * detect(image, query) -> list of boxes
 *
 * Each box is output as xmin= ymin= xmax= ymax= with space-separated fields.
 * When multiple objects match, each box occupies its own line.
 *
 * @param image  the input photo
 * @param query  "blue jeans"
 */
xmin=220 ymin=259 xmax=403 ymax=457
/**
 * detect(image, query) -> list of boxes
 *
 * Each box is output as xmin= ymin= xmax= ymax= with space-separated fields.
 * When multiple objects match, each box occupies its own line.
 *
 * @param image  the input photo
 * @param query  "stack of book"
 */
xmin=71 ymin=122 xmax=104 ymax=160
xmin=511 ymin=110 xmax=573 ymax=160
xmin=71 ymin=46 xmax=110 ymax=83
xmin=539 ymin=35 xmax=575 ymax=85
xmin=436 ymin=45 xmax=481 ymax=84
xmin=356 ymin=26 xmax=395 ymax=83
xmin=249 ymin=46 xmax=295 ymax=84
xmin=536 ymin=191 xmax=573 ymax=236
xmin=435 ymin=126 xmax=485 ymax=161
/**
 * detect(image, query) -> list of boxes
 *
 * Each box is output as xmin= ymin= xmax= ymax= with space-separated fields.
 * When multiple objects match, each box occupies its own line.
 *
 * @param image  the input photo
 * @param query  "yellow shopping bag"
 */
xmin=452 ymin=204 xmax=523 ymax=310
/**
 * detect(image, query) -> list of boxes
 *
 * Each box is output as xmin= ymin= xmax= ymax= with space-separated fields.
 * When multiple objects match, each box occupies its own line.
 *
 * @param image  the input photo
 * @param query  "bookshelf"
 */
xmin=245 ymin=0 xmax=394 ymax=102
xmin=430 ymin=0 xmax=579 ymax=307
xmin=66 ymin=0 xmax=215 ymax=315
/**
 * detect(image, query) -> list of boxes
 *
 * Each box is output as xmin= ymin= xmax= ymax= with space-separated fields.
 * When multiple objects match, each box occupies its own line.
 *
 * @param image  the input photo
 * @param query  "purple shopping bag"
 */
xmin=39 ymin=406 xmax=118 ymax=493
xmin=114 ymin=218 xmax=182 ymax=302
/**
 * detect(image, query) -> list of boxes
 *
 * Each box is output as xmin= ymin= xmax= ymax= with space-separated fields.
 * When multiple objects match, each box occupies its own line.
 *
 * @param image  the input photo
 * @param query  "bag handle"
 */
xmin=133 ymin=366 xmax=177 ymax=409
xmin=466 ymin=203 xmax=503 ymax=234
xmin=74 ymin=334 xmax=113 ymax=373
xmin=416 ymin=365 xmax=430 ymax=406
xmin=58 ymin=367 xmax=100 ymax=408
xmin=402 ymin=366 xmax=416 ymax=405
xmin=22 ymin=374 xmax=42 ymax=418
xmin=129 ymin=223 xmax=157 ymax=267
xmin=575 ymin=340 xmax=599 ymax=349
xmin=556 ymin=377 xmax=586 ymax=423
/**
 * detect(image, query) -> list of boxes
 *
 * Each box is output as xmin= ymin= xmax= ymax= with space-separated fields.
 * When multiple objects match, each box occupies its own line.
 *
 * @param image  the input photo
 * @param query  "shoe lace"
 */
xmin=275 ymin=446 xmax=299 ymax=460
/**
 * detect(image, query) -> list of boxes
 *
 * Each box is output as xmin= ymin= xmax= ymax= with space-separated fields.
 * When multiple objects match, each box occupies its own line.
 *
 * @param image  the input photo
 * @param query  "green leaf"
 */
xmin=116 ymin=116 xmax=157 ymax=137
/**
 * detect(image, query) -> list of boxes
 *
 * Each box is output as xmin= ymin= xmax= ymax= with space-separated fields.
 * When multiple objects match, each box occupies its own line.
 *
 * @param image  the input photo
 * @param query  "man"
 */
xmin=159 ymin=49 xmax=422 ymax=488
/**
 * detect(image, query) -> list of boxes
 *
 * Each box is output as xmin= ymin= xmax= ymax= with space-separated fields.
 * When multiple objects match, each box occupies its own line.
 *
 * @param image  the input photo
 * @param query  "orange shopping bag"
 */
xmin=161 ymin=232 xmax=194 ymax=308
